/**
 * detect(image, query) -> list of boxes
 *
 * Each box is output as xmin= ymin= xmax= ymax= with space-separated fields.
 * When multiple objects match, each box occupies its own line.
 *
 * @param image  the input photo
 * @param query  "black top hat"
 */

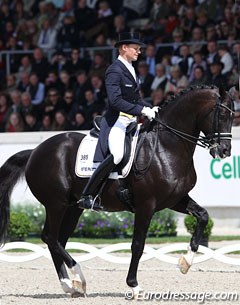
xmin=114 ymin=32 xmax=145 ymax=48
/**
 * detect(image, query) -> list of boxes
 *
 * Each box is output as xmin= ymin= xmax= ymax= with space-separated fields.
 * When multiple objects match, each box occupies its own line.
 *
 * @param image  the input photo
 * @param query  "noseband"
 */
xmin=154 ymin=94 xmax=234 ymax=150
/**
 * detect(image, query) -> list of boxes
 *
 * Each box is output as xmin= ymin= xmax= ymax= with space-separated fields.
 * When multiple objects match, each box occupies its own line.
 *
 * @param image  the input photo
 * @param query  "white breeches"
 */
xmin=108 ymin=115 xmax=136 ymax=165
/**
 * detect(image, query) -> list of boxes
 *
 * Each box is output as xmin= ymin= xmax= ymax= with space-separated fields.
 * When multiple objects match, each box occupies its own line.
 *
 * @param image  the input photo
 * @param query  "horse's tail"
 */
xmin=0 ymin=149 xmax=33 ymax=245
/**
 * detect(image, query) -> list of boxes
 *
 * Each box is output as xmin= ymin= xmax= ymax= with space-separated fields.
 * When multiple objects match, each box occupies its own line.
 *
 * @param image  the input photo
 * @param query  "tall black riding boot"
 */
xmin=77 ymin=154 xmax=115 ymax=211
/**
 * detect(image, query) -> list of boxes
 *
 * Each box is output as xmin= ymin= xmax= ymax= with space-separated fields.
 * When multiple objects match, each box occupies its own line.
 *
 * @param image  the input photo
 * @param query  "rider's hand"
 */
xmin=141 ymin=107 xmax=156 ymax=121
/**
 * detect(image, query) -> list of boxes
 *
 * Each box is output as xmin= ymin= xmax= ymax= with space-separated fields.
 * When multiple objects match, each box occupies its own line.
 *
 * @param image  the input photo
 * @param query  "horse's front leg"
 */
xmin=126 ymin=207 xmax=154 ymax=299
xmin=171 ymin=195 xmax=209 ymax=274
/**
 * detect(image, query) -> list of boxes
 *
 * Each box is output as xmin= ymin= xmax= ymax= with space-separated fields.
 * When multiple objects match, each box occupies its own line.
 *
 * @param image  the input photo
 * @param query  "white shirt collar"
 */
xmin=118 ymin=55 xmax=136 ymax=81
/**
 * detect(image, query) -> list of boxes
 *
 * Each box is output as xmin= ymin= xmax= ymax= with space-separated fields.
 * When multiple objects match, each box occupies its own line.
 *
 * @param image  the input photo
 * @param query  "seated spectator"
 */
xmin=188 ymin=50 xmax=207 ymax=82
xmin=17 ymin=71 xmax=30 ymax=93
xmin=43 ymin=88 xmax=65 ymax=119
xmin=150 ymin=64 xmax=168 ymax=92
xmin=27 ymin=72 xmax=45 ymax=106
xmin=90 ymin=74 xmax=107 ymax=112
xmin=6 ymin=35 xmax=22 ymax=73
xmin=143 ymin=44 xmax=157 ymax=76
xmin=24 ymin=19 xmax=39 ymax=47
xmin=59 ymin=70 xmax=75 ymax=95
xmin=180 ymin=7 xmax=197 ymax=40
xmin=64 ymin=48 xmax=91 ymax=76
xmin=24 ymin=111 xmax=41 ymax=131
xmin=205 ymin=61 xmax=228 ymax=88
xmin=31 ymin=47 xmax=50 ymax=82
xmin=62 ymin=89 xmax=78 ymax=123
xmin=72 ymin=110 xmax=92 ymax=130
xmin=164 ymin=65 xmax=189 ymax=95
xmin=5 ymin=74 xmax=17 ymax=93
xmin=98 ymin=0 xmax=113 ymax=19
xmin=150 ymin=88 xmax=165 ymax=107
xmin=45 ymin=70 xmax=61 ymax=92
xmin=174 ymin=44 xmax=194 ymax=78
xmin=73 ymin=70 xmax=91 ymax=104
xmin=16 ymin=55 xmax=32 ymax=81
xmin=189 ymin=65 xmax=207 ymax=86
xmin=189 ymin=26 xmax=205 ymax=54
xmin=5 ymin=112 xmax=24 ymax=132
xmin=164 ymin=11 xmax=180 ymax=39
xmin=8 ymin=89 xmax=22 ymax=116
xmin=50 ymin=50 xmax=67 ymax=74
xmin=88 ymin=53 xmax=108 ymax=79
xmin=57 ymin=15 xmax=78 ymax=49
xmin=109 ymin=14 xmax=130 ymax=44
xmin=52 ymin=110 xmax=73 ymax=131
xmin=218 ymin=45 xmax=234 ymax=76
xmin=40 ymin=113 xmax=53 ymax=131
xmin=37 ymin=18 xmax=57 ymax=51
xmin=137 ymin=60 xmax=154 ymax=99
xmin=80 ymin=89 xmax=102 ymax=126
xmin=0 ymin=93 xmax=10 ymax=131
xmin=19 ymin=92 xmax=34 ymax=119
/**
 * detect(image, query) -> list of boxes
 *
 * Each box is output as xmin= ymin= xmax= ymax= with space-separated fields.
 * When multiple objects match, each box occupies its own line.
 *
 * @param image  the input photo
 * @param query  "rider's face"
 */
xmin=123 ymin=44 xmax=141 ymax=62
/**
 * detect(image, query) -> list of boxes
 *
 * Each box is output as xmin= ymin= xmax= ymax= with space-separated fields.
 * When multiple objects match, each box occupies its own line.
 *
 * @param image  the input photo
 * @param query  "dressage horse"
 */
xmin=0 ymin=85 xmax=234 ymax=297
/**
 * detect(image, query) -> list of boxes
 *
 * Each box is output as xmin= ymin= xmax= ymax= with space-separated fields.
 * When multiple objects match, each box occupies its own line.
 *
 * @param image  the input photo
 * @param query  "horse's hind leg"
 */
xmin=42 ymin=204 xmax=86 ymax=297
xmin=171 ymin=194 xmax=209 ymax=274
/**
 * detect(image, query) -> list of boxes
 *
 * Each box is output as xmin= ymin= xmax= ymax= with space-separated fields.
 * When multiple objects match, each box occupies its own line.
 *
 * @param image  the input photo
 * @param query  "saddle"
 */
xmin=90 ymin=115 xmax=138 ymax=168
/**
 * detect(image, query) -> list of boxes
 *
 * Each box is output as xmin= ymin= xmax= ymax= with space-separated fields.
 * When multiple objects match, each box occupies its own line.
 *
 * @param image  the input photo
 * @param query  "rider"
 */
xmin=78 ymin=32 xmax=158 ymax=211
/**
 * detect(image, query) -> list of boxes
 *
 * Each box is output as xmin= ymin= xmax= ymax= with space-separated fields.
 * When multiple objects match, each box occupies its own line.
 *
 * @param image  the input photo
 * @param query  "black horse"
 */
xmin=0 ymin=86 xmax=234 ymax=297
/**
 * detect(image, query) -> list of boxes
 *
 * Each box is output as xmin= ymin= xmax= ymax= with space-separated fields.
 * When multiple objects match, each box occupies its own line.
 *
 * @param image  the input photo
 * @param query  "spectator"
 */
xmin=24 ymin=19 xmax=39 ymax=47
xmin=164 ymin=64 xmax=189 ymax=95
xmin=17 ymin=55 xmax=32 ymax=80
xmin=62 ymin=89 xmax=78 ymax=123
xmin=188 ymin=50 xmax=207 ymax=82
xmin=27 ymin=72 xmax=45 ymax=107
xmin=218 ymin=45 xmax=234 ymax=76
xmin=45 ymin=70 xmax=61 ymax=92
xmin=150 ymin=63 xmax=168 ymax=92
xmin=189 ymin=65 xmax=207 ymax=86
xmin=37 ymin=18 xmax=57 ymax=51
xmin=20 ymin=92 xmax=34 ymax=120
xmin=72 ymin=110 xmax=92 ymax=130
xmin=0 ymin=93 xmax=10 ymax=131
xmin=5 ymin=112 xmax=24 ymax=132
xmin=31 ymin=47 xmax=50 ymax=82
xmin=205 ymin=40 xmax=220 ymax=66
xmin=50 ymin=50 xmax=67 ymax=74
xmin=40 ymin=113 xmax=53 ymax=131
xmin=5 ymin=74 xmax=17 ymax=93
xmin=206 ymin=61 xmax=228 ymax=88
xmin=6 ymin=36 xmax=22 ymax=73
xmin=17 ymin=71 xmax=31 ymax=93
xmin=90 ymin=74 xmax=107 ymax=112
xmin=109 ymin=14 xmax=130 ymax=43
xmin=52 ymin=109 xmax=73 ymax=131
xmin=175 ymin=44 xmax=194 ymax=78
xmin=44 ymin=88 xmax=65 ymax=119
xmin=121 ymin=0 xmax=148 ymax=21
xmin=56 ymin=15 xmax=78 ymax=49
xmin=97 ymin=0 xmax=113 ymax=29
xmin=150 ymin=88 xmax=165 ymax=107
xmin=59 ymin=70 xmax=75 ymax=95
xmin=24 ymin=111 xmax=41 ymax=131
xmin=189 ymin=26 xmax=205 ymax=54
xmin=180 ymin=7 xmax=197 ymax=40
xmin=81 ymin=89 xmax=101 ymax=125
xmin=64 ymin=48 xmax=90 ymax=76
xmin=143 ymin=44 xmax=157 ymax=76
xmin=137 ymin=60 xmax=154 ymax=98
xmin=8 ymin=89 xmax=22 ymax=116
xmin=73 ymin=70 xmax=91 ymax=104
xmin=88 ymin=53 xmax=108 ymax=79
xmin=164 ymin=11 xmax=180 ymax=38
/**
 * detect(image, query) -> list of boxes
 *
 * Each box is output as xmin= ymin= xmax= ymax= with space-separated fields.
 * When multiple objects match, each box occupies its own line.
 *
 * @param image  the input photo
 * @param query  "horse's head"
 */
xmin=204 ymin=87 xmax=235 ymax=159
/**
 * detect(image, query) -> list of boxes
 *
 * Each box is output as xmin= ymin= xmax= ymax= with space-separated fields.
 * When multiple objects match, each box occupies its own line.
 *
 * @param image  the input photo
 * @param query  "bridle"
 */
xmin=133 ymin=92 xmax=234 ymax=178
xmin=153 ymin=93 xmax=234 ymax=150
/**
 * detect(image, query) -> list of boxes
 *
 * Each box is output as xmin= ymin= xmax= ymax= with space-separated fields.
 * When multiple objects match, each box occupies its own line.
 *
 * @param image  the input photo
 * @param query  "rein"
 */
xmin=133 ymin=94 xmax=233 ymax=178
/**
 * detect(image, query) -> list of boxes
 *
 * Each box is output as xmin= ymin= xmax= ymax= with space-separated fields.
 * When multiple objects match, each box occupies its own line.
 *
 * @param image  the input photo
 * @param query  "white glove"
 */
xmin=141 ymin=106 xmax=156 ymax=121
xmin=152 ymin=106 xmax=160 ymax=113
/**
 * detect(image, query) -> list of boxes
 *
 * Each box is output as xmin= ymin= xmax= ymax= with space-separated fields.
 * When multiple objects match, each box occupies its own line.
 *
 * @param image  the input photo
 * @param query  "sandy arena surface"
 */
xmin=1 ymin=241 xmax=240 ymax=305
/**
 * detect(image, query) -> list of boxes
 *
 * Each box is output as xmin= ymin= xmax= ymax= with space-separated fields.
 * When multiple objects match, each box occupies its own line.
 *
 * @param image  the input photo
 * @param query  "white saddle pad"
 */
xmin=75 ymin=124 xmax=141 ymax=179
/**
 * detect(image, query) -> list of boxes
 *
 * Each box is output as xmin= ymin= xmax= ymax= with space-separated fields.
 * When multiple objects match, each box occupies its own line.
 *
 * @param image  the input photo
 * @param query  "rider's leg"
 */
xmin=78 ymin=116 xmax=131 ymax=211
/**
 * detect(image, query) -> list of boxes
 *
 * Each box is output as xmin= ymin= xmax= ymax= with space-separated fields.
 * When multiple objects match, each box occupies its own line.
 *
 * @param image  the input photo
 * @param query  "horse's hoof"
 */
xmin=71 ymin=291 xmax=84 ymax=298
xmin=72 ymin=279 xmax=86 ymax=294
xmin=178 ymin=255 xmax=191 ymax=274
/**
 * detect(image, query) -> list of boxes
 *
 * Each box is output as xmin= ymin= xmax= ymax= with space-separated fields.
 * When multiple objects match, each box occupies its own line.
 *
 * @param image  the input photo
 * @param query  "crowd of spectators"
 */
xmin=1 ymin=0 xmax=240 ymax=133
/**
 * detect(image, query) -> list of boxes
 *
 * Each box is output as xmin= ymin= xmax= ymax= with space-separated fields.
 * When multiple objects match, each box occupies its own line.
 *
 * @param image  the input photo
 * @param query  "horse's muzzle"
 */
xmin=209 ymin=142 xmax=231 ymax=159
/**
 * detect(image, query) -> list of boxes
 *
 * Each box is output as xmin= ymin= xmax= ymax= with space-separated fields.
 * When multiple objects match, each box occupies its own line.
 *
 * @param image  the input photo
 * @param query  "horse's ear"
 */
xmin=228 ymin=86 xmax=236 ymax=96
